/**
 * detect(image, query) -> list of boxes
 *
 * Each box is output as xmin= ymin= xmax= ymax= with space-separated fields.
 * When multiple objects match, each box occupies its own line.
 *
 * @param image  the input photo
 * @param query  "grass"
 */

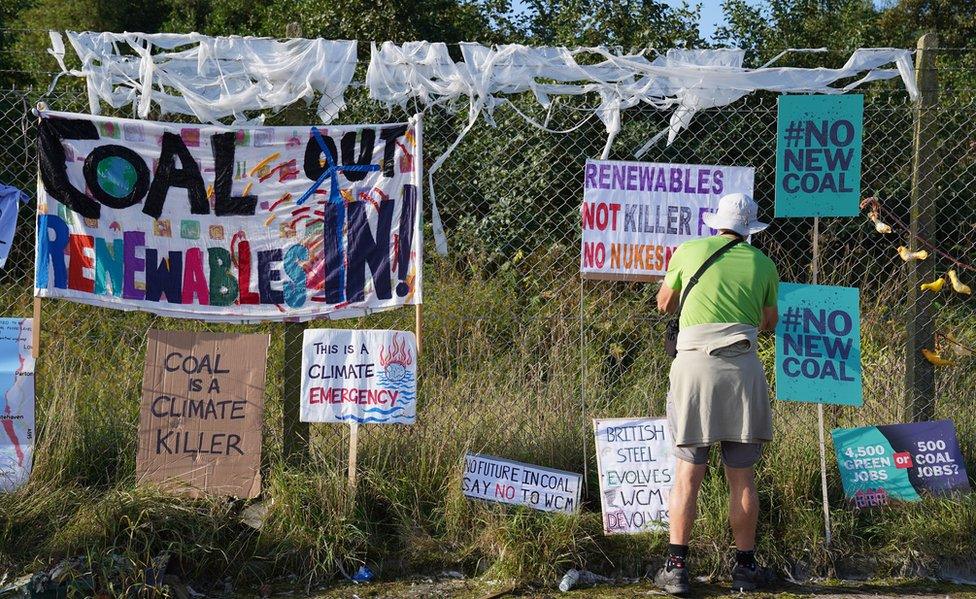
xmin=0 ymin=249 xmax=974 ymax=594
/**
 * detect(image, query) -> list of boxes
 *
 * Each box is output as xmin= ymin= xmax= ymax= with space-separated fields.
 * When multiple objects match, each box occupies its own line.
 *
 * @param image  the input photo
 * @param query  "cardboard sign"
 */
xmin=776 ymin=283 xmax=862 ymax=406
xmin=580 ymin=160 xmax=754 ymax=280
xmin=35 ymin=110 xmax=422 ymax=322
xmin=832 ymin=420 xmax=970 ymax=507
xmin=137 ymin=330 xmax=270 ymax=498
xmin=300 ymin=328 xmax=416 ymax=424
xmin=462 ymin=453 xmax=581 ymax=513
xmin=0 ymin=319 xmax=34 ymax=492
xmin=594 ymin=418 xmax=674 ymax=534
xmin=775 ymin=94 xmax=863 ymax=217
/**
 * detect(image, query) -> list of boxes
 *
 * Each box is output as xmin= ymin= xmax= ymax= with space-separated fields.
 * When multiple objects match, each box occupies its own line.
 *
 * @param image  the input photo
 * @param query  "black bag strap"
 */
xmin=676 ymin=237 xmax=742 ymax=318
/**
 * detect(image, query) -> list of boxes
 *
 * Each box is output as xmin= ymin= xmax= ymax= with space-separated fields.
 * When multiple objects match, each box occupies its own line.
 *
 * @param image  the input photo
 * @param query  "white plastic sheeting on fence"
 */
xmin=48 ymin=31 xmax=357 ymax=124
xmin=368 ymin=42 xmax=917 ymax=156
xmin=46 ymin=32 xmax=919 ymax=256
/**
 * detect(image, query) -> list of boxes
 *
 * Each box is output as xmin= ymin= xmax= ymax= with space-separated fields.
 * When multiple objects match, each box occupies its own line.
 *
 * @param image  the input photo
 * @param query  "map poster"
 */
xmin=0 ymin=318 xmax=34 ymax=492
xmin=136 ymin=330 xmax=269 ymax=498
xmin=593 ymin=417 xmax=675 ymax=534
xmin=832 ymin=419 xmax=971 ymax=508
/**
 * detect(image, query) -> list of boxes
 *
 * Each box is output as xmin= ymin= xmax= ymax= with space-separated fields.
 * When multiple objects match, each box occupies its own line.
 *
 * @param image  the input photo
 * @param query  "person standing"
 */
xmin=653 ymin=193 xmax=779 ymax=595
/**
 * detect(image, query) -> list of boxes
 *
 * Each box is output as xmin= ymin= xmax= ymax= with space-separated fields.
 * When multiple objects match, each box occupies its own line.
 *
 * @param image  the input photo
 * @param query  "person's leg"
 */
xmin=721 ymin=442 xmax=762 ymax=550
xmin=722 ymin=442 xmax=773 ymax=591
xmin=724 ymin=462 xmax=758 ymax=550
xmin=669 ymin=455 xmax=709 ymax=545
xmin=655 ymin=447 xmax=708 ymax=595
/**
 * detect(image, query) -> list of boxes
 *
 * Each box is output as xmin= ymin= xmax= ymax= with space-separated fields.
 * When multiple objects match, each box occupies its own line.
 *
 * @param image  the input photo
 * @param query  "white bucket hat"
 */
xmin=702 ymin=192 xmax=769 ymax=237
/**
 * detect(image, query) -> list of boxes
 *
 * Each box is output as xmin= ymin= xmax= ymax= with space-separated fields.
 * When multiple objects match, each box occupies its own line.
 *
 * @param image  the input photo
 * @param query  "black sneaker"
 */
xmin=654 ymin=564 xmax=690 ymax=596
xmin=730 ymin=562 xmax=775 ymax=591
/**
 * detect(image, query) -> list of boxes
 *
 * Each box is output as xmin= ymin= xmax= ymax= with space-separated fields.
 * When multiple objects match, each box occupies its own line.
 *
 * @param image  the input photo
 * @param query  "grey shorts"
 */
xmin=673 ymin=441 xmax=763 ymax=468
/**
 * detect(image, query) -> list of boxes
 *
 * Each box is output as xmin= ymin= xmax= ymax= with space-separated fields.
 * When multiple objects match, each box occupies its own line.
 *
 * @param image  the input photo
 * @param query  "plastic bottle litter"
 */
xmin=558 ymin=569 xmax=580 ymax=592
xmin=559 ymin=568 xmax=609 ymax=592
xmin=352 ymin=565 xmax=374 ymax=583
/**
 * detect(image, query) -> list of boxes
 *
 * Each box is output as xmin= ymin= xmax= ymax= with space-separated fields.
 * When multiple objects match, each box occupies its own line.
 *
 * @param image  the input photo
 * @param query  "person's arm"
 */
xmin=760 ymin=261 xmax=779 ymax=331
xmin=658 ymin=246 xmax=684 ymax=314
xmin=657 ymin=283 xmax=679 ymax=313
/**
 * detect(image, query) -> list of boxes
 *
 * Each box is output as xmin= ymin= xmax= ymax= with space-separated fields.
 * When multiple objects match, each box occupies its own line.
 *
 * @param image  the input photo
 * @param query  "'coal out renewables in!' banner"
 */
xmin=776 ymin=282 xmax=862 ymax=406
xmin=580 ymin=160 xmax=754 ymax=280
xmin=832 ymin=420 xmax=971 ymax=508
xmin=34 ymin=110 xmax=422 ymax=322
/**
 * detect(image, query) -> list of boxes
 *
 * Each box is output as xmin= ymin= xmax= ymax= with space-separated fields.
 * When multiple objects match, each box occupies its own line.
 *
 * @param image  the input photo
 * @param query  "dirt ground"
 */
xmin=291 ymin=578 xmax=976 ymax=599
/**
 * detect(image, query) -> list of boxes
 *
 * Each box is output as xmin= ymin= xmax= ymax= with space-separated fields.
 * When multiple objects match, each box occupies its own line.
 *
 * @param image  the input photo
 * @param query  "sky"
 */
xmin=692 ymin=1 xmax=737 ymax=41
xmin=664 ymin=0 xmax=769 ymax=42
xmin=509 ymin=0 xmax=761 ymax=43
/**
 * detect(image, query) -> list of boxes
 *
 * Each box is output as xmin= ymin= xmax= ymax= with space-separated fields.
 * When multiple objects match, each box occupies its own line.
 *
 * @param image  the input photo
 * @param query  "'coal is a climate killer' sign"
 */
xmin=137 ymin=330 xmax=269 ymax=498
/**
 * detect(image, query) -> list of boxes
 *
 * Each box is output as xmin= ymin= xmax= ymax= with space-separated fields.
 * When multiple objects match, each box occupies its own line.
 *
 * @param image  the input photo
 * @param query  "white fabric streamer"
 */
xmin=48 ymin=31 xmax=357 ymax=124
xmin=366 ymin=43 xmax=916 ymax=253
xmin=48 ymin=32 xmax=920 ymax=256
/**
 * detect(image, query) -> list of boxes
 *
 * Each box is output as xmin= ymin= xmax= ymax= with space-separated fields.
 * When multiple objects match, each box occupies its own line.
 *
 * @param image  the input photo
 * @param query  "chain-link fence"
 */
xmin=0 ymin=44 xmax=974 ymax=547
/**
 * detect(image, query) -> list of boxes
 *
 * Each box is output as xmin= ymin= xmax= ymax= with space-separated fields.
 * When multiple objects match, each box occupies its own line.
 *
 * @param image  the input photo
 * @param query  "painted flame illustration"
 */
xmin=379 ymin=334 xmax=413 ymax=368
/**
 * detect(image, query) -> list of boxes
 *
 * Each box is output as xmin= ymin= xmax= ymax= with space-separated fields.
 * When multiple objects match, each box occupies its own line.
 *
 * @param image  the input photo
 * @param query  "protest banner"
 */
xmin=35 ymin=110 xmax=422 ymax=322
xmin=832 ymin=420 xmax=970 ymax=507
xmin=300 ymin=328 xmax=417 ymax=424
xmin=580 ymin=160 xmax=754 ymax=280
xmin=775 ymin=95 xmax=863 ymax=217
xmin=462 ymin=453 xmax=581 ymax=514
xmin=776 ymin=283 xmax=862 ymax=406
xmin=0 ymin=319 xmax=34 ymax=492
xmin=137 ymin=330 xmax=269 ymax=498
xmin=593 ymin=418 xmax=674 ymax=534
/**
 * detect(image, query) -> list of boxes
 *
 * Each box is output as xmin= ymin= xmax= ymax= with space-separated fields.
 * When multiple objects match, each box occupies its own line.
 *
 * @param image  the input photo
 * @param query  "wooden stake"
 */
xmin=31 ymin=297 xmax=40 ymax=359
xmin=906 ymin=32 xmax=939 ymax=422
xmin=279 ymin=20 xmax=310 ymax=467
xmin=347 ymin=421 xmax=359 ymax=491
xmin=282 ymin=321 xmax=309 ymax=465
xmin=415 ymin=303 xmax=423 ymax=355
xmin=812 ymin=216 xmax=832 ymax=546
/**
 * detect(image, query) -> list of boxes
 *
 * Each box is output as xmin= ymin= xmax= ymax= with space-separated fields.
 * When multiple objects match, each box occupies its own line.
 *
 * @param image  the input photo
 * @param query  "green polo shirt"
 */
xmin=663 ymin=235 xmax=779 ymax=328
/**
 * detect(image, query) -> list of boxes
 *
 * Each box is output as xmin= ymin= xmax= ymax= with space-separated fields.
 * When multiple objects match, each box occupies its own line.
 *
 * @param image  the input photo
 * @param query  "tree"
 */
xmin=518 ymin=0 xmax=704 ymax=51
xmin=3 ymin=0 xmax=177 ymax=87
xmin=714 ymin=0 xmax=884 ymax=66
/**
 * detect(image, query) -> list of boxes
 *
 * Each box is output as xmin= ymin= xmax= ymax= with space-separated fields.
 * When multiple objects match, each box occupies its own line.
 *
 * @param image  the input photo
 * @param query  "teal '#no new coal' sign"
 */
xmin=775 ymin=94 xmax=863 ymax=217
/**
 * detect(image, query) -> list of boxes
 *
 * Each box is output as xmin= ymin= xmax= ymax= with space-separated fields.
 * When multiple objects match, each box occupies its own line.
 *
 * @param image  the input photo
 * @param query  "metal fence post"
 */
xmin=281 ymin=20 xmax=310 ymax=465
xmin=905 ymin=32 xmax=939 ymax=422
